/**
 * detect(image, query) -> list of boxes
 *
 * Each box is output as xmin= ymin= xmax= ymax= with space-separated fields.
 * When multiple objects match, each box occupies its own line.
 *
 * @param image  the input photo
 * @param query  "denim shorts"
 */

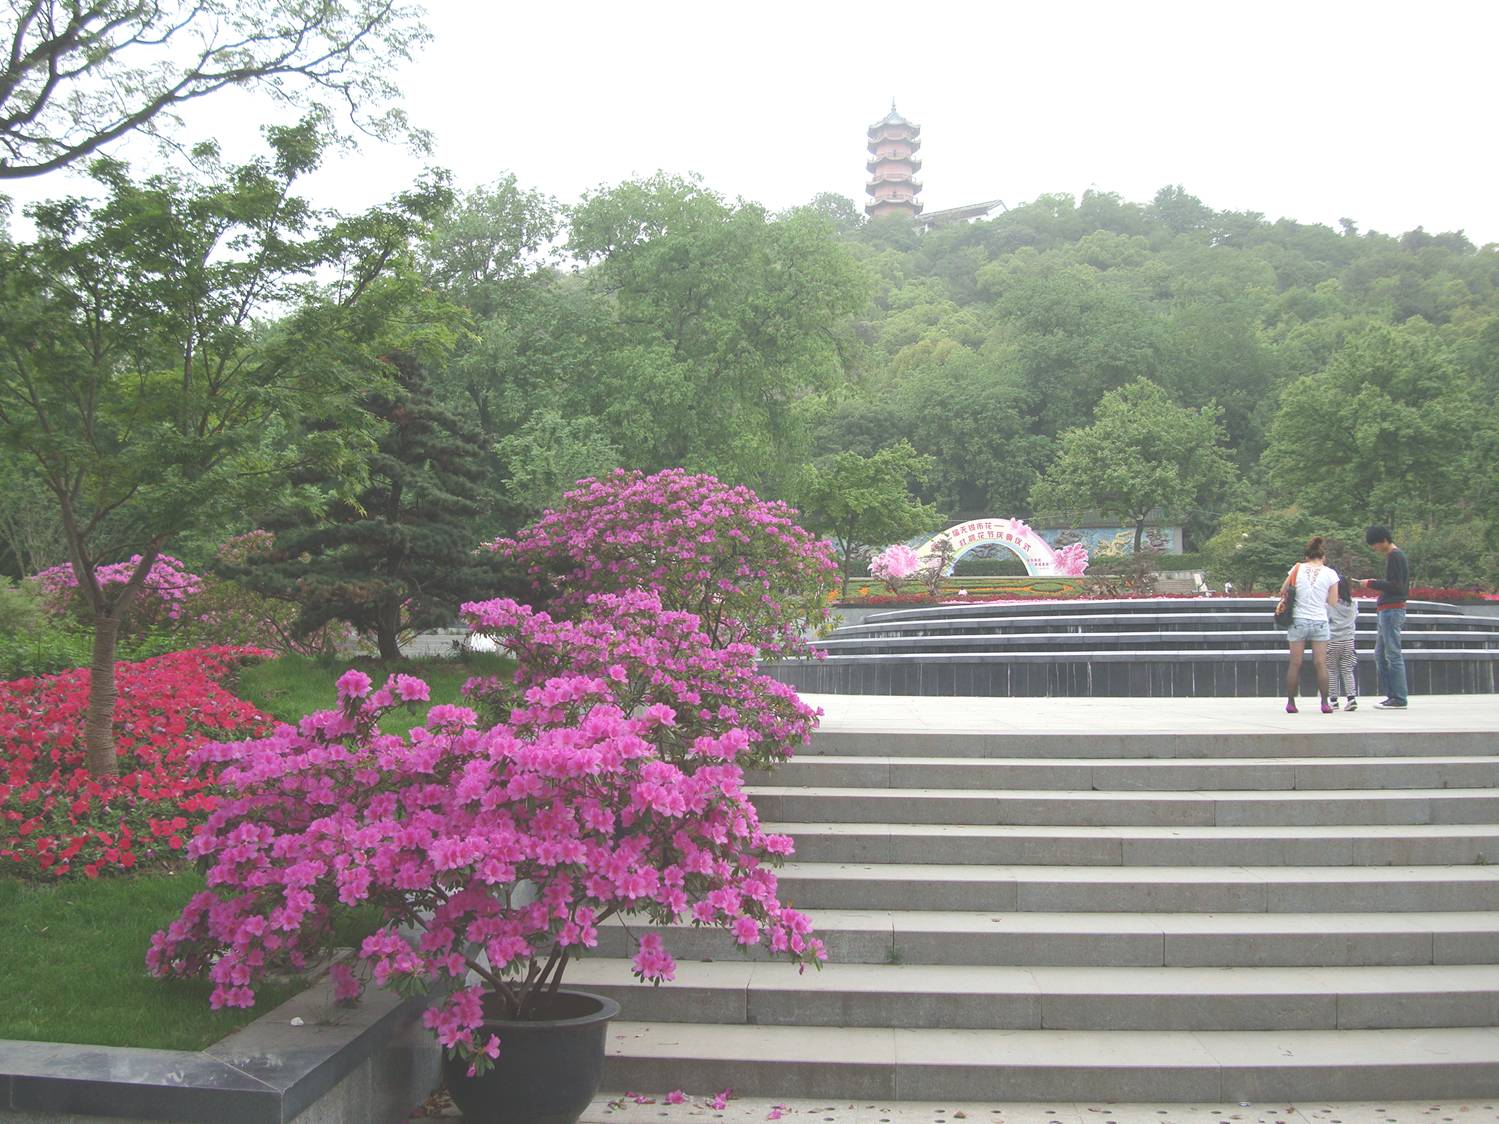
xmin=1286 ymin=618 xmax=1330 ymax=643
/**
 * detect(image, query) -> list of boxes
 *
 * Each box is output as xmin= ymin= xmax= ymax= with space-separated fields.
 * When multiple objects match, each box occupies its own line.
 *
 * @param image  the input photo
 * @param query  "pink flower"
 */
xmin=392 ymin=674 xmax=431 ymax=703
xmin=335 ymin=669 xmax=373 ymax=699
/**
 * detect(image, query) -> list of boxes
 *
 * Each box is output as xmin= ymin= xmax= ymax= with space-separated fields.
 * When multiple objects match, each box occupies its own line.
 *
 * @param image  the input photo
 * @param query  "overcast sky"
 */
xmin=7 ymin=0 xmax=1498 ymax=244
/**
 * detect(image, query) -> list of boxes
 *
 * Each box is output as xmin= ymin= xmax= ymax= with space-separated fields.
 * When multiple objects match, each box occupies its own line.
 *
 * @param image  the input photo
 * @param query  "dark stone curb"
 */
xmin=0 ymin=978 xmax=438 ymax=1123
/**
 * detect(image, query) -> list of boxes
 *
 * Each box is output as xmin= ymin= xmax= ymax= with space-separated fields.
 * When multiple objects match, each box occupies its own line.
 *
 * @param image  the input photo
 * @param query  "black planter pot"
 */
xmin=441 ymin=988 xmax=622 ymax=1124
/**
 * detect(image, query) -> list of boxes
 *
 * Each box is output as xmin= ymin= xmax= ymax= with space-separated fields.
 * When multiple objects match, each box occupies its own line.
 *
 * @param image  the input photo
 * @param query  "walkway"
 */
xmin=805 ymin=692 xmax=1499 ymax=736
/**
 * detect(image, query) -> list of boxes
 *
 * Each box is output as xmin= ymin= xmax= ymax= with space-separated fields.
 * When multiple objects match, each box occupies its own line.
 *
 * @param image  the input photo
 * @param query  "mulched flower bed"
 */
xmin=1 ymin=647 xmax=272 ymax=880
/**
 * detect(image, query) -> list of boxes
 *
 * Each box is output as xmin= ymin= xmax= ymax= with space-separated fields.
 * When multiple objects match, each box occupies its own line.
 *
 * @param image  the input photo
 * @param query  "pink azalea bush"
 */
xmin=149 ymin=599 xmax=824 ymax=1075
xmin=34 ymin=554 xmax=203 ymax=630
xmin=461 ymin=590 xmax=818 ymax=771
xmin=486 ymin=468 xmax=837 ymax=658
xmin=868 ymin=544 xmax=922 ymax=593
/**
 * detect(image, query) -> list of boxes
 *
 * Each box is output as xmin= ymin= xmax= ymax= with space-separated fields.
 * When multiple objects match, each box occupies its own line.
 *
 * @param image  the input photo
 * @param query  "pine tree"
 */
xmin=239 ymin=352 xmax=515 ymax=659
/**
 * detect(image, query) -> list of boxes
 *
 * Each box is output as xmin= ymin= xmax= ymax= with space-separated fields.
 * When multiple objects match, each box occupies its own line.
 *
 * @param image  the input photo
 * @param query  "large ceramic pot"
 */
xmin=441 ymin=988 xmax=622 ymax=1124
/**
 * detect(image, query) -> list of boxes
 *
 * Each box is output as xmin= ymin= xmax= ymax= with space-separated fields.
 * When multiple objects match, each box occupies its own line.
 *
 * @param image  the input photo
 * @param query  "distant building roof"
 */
xmin=917 ymin=199 xmax=1006 ymax=230
xmin=868 ymin=99 xmax=919 ymax=134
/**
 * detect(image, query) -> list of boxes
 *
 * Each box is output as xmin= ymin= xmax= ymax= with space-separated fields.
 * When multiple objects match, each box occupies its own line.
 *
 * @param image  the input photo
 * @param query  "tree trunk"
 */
xmin=376 ymin=598 xmax=403 ymax=661
xmin=83 ymin=615 xmax=122 ymax=778
xmin=1133 ymin=520 xmax=1146 ymax=555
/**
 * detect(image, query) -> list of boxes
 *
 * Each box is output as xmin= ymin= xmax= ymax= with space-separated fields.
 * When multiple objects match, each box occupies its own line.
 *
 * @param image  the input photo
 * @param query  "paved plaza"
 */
xmin=575 ymin=1093 xmax=1499 ymax=1123
xmin=803 ymin=693 xmax=1499 ymax=737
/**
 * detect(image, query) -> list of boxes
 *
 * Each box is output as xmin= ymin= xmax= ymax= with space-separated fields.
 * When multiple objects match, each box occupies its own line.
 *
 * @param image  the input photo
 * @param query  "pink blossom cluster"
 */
xmin=148 ymin=605 xmax=824 ymax=1075
xmin=486 ymin=468 xmax=838 ymax=658
xmin=868 ymin=544 xmax=922 ymax=593
xmin=461 ymin=590 xmax=819 ymax=771
xmin=33 ymin=554 xmax=203 ymax=621
xmin=1055 ymin=542 xmax=1091 ymax=576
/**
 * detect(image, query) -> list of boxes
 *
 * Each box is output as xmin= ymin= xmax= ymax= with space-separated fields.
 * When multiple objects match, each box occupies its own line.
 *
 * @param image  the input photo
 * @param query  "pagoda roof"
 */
xmin=867 ymin=99 xmax=920 ymax=135
xmin=866 ymin=174 xmax=923 ymax=195
xmin=868 ymin=154 xmax=922 ymax=172
xmin=865 ymin=198 xmax=925 ymax=217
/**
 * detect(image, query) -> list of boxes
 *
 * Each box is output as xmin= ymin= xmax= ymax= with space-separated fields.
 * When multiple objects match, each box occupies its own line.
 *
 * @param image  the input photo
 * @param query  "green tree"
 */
xmin=1262 ymin=322 xmax=1474 ymax=527
xmin=236 ymin=352 xmax=510 ymax=661
xmin=980 ymin=264 xmax=1165 ymax=436
xmin=1031 ymin=379 xmax=1237 ymax=553
xmin=421 ymin=174 xmax=560 ymax=320
xmin=566 ymin=174 xmax=871 ymax=488
xmin=0 ymin=122 xmax=438 ymax=775
xmin=1202 ymin=512 xmax=1374 ymax=593
xmin=1 ymin=0 xmax=427 ymax=179
xmin=889 ymin=348 xmax=1053 ymax=516
xmin=794 ymin=441 xmax=940 ymax=597
xmin=492 ymin=410 xmax=621 ymax=516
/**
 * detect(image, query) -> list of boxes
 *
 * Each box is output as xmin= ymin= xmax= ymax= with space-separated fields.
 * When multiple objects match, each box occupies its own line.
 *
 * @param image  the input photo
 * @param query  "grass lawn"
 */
xmin=236 ymin=651 xmax=515 ymax=737
xmin=0 ymin=872 xmax=323 ymax=1050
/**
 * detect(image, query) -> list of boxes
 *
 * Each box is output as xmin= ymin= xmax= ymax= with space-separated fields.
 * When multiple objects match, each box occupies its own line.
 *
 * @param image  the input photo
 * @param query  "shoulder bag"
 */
xmin=1274 ymin=563 xmax=1299 ymax=627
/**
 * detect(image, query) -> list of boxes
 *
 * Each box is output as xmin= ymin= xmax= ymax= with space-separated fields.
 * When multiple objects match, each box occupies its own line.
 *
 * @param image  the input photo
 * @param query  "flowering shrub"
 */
xmin=0 ymin=647 xmax=271 ymax=879
xmin=487 ymin=468 xmax=837 ymax=658
xmin=148 ymin=615 xmax=825 ymax=1075
xmin=462 ymin=591 xmax=818 ymax=771
xmin=868 ymin=544 xmax=921 ymax=594
xmin=33 ymin=555 xmax=203 ymax=632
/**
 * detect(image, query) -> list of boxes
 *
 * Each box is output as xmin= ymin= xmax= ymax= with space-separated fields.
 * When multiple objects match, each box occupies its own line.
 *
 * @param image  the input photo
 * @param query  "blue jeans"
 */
xmin=1375 ymin=607 xmax=1407 ymax=705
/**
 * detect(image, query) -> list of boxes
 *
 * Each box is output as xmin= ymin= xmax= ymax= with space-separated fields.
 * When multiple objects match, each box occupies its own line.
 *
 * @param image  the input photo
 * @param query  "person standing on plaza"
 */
xmin=1280 ymin=536 xmax=1341 ymax=714
xmin=1360 ymin=525 xmax=1410 ymax=709
xmin=1327 ymin=576 xmax=1360 ymax=710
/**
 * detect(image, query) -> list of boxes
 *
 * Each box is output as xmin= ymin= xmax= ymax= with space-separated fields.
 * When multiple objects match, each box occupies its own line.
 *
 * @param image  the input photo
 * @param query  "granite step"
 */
xmin=592 ymin=909 xmax=1499 ymax=967
xmin=753 ymin=754 xmax=1499 ymax=791
xmin=748 ymin=785 xmax=1499 ymax=827
xmin=804 ymin=729 xmax=1499 ymax=759
xmin=771 ymin=861 xmax=1499 ymax=913
xmin=602 ymin=1022 xmax=1499 ymax=1101
xmin=568 ymin=958 xmax=1499 ymax=1031
xmin=769 ymin=821 xmax=1499 ymax=867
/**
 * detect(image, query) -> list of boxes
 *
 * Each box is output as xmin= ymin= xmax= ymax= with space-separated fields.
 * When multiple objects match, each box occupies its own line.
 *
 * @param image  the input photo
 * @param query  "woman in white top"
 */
xmin=1279 ymin=536 xmax=1341 ymax=714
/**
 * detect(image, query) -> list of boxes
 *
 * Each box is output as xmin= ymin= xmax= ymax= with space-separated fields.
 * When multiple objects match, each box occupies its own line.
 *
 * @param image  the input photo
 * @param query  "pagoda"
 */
xmin=865 ymin=101 xmax=923 ymax=219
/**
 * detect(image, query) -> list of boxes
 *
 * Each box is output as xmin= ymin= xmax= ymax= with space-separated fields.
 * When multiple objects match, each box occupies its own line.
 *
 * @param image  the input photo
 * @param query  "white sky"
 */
xmin=7 ymin=0 xmax=1498 ymax=244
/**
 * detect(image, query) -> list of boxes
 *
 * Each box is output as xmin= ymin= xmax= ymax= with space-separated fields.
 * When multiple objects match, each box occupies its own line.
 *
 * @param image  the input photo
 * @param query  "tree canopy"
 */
xmin=1 ymin=0 xmax=427 ymax=179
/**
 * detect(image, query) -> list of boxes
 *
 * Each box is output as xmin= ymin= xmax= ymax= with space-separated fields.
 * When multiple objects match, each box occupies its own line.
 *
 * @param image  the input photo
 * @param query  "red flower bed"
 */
xmin=0 ymin=647 xmax=271 ymax=880
xmin=1411 ymin=586 xmax=1499 ymax=604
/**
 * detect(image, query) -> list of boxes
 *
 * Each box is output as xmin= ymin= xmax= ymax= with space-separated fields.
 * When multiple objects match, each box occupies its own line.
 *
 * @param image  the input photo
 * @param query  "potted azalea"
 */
xmin=148 ymin=588 xmax=825 ymax=1124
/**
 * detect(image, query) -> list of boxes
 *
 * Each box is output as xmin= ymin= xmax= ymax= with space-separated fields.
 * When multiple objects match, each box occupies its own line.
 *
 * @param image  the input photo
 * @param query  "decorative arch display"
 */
xmin=915 ymin=517 xmax=1089 ymax=577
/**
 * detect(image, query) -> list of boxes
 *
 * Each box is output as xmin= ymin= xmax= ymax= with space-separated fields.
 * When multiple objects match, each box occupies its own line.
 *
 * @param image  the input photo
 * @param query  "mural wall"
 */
xmin=1039 ymin=525 xmax=1181 ymax=557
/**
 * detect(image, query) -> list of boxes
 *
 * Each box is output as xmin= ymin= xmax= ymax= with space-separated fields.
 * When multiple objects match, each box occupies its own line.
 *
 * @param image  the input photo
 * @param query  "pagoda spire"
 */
xmin=865 ymin=102 xmax=922 ymax=219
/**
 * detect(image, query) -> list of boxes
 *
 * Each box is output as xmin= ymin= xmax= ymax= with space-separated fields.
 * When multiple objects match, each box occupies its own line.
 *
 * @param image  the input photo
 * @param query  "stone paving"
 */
xmin=801 ymin=693 xmax=1499 ymax=736
xmin=573 ymin=1093 xmax=1499 ymax=1123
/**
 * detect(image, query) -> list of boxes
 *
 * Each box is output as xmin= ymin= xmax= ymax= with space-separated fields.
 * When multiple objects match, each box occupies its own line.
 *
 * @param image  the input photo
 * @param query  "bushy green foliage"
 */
xmin=0 ymin=621 xmax=179 ymax=680
xmin=0 ymin=578 xmax=44 ymax=635
xmin=1201 ymin=513 xmax=1378 ymax=593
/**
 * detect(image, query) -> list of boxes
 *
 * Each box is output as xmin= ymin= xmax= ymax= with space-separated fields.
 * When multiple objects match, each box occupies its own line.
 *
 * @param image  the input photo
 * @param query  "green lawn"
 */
xmin=0 ymin=872 xmax=318 ymax=1050
xmin=236 ymin=650 xmax=515 ymax=737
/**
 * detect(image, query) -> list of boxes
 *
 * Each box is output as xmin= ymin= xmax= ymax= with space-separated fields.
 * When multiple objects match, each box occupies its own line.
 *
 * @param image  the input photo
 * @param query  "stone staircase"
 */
xmin=581 ymin=712 xmax=1499 ymax=1102
xmin=763 ymin=598 xmax=1499 ymax=696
